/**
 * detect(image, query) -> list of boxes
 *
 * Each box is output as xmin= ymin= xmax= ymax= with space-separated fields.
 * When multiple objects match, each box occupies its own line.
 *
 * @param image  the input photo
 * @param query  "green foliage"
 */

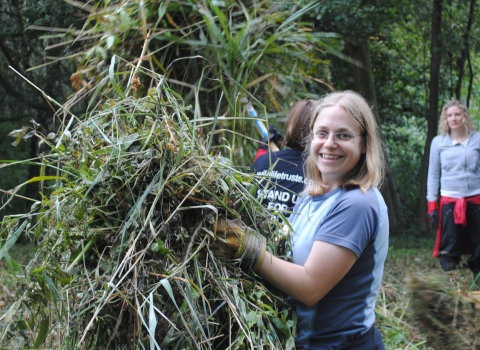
xmin=383 ymin=116 xmax=427 ymax=225
xmin=0 ymin=122 xmax=31 ymax=219
xmin=0 ymin=0 xmax=84 ymax=217
xmin=439 ymin=0 xmax=480 ymax=102
xmin=309 ymin=0 xmax=406 ymax=39
xmin=0 ymin=66 xmax=295 ymax=349
xmin=58 ymin=0 xmax=346 ymax=166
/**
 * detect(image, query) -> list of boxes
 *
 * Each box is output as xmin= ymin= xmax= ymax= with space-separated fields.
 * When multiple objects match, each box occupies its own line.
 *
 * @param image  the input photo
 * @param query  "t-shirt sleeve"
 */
xmin=314 ymin=189 xmax=379 ymax=257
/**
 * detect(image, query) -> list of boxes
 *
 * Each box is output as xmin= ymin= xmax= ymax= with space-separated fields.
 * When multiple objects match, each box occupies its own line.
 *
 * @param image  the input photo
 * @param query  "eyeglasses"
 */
xmin=311 ymin=131 xmax=364 ymax=142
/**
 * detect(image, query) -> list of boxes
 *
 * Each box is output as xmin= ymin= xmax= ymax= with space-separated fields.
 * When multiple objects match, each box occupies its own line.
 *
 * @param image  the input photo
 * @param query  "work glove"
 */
xmin=427 ymin=210 xmax=438 ymax=231
xmin=259 ymin=125 xmax=284 ymax=150
xmin=212 ymin=218 xmax=266 ymax=271
xmin=427 ymin=201 xmax=439 ymax=231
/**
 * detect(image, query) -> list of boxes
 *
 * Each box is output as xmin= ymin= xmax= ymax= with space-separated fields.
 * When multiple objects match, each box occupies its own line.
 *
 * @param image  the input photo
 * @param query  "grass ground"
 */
xmin=378 ymin=230 xmax=480 ymax=349
xmin=378 ymin=231 xmax=439 ymax=349
xmin=1 ymin=232 xmax=478 ymax=349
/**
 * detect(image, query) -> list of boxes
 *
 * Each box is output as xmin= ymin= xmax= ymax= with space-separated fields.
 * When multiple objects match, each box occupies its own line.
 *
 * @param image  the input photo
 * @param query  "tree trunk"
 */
xmin=24 ymin=134 xmax=41 ymax=202
xmin=419 ymin=0 xmax=443 ymax=232
xmin=345 ymin=38 xmax=402 ymax=227
xmin=454 ymin=0 xmax=476 ymax=100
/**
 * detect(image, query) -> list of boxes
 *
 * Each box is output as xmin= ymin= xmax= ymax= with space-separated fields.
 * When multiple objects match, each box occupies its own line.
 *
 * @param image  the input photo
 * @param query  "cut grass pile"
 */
xmin=0 ymin=71 xmax=294 ymax=349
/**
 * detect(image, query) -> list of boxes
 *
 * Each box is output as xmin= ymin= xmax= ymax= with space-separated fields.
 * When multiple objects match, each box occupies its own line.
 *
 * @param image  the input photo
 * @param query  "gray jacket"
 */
xmin=427 ymin=131 xmax=480 ymax=202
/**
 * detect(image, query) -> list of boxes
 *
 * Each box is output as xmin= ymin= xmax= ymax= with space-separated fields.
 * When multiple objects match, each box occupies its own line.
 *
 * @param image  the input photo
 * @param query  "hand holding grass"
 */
xmin=213 ymin=218 xmax=266 ymax=271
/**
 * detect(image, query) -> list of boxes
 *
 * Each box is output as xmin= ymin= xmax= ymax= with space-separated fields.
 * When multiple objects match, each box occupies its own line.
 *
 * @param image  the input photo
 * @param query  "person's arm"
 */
xmin=252 ymin=125 xmax=283 ymax=163
xmin=426 ymin=137 xmax=441 ymax=202
xmin=257 ymin=242 xmax=357 ymax=307
xmin=213 ymin=192 xmax=376 ymax=306
xmin=426 ymin=137 xmax=440 ymax=226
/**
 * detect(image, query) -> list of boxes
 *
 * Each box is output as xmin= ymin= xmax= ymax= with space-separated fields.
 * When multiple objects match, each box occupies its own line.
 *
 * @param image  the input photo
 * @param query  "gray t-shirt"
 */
xmin=288 ymin=187 xmax=389 ymax=349
xmin=427 ymin=132 xmax=480 ymax=201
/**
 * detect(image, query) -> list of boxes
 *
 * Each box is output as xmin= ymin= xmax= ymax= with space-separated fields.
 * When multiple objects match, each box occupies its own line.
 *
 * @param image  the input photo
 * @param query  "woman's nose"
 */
xmin=323 ymin=133 xmax=337 ymax=147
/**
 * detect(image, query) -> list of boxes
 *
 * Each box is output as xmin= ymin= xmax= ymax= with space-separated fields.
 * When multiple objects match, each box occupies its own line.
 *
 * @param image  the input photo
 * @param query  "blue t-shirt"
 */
xmin=252 ymin=149 xmax=306 ymax=221
xmin=288 ymin=187 xmax=389 ymax=350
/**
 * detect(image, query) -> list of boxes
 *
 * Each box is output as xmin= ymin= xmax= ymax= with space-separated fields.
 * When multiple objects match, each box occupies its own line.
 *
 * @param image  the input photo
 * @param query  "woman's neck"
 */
xmin=449 ymin=128 xmax=468 ymax=142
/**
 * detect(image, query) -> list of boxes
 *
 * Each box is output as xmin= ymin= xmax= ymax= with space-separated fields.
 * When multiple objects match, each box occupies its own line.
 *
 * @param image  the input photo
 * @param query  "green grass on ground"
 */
xmin=378 ymin=230 xmax=480 ymax=350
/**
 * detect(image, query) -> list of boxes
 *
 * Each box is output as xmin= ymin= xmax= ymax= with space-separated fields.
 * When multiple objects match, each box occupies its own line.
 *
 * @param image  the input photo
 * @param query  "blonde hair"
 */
xmin=438 ymin=100 xmax=476 ymax=135
xmin=304 ymin=91 xmax=386 ymax=196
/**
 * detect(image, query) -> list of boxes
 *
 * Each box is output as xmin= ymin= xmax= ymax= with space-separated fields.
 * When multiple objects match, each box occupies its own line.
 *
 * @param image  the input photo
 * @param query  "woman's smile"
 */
xmin=311 ymin=105 xmax=365 ymax=192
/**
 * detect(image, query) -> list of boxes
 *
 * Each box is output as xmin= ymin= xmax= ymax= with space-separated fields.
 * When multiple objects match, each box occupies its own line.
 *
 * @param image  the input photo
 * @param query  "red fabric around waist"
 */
xmin=432 ymin=194 xmax=480 ymax=257
xmin=440 ymin=195 xmax=480 ymax=226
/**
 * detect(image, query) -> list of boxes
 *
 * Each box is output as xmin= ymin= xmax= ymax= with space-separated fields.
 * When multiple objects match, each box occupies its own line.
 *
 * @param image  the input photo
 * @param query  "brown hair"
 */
xmin=283 ymin=100 xmax=316 ymax=151
xmin=438 ymin=100 xmax=476 ymax=135
xmin=304 ymin=91 xmax=386 ymax=196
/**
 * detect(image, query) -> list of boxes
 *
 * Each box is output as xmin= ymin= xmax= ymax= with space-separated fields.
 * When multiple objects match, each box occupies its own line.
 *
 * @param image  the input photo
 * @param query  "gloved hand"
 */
xmin=259 ymin=125 xmax=284 ymax=150
xmin=427 ymin=210 xmax=438 ymax=230
xmin=427 ymin=201 xmax=439 ymax=231
xmin=213 ymin=218 xmax=266 ymax=271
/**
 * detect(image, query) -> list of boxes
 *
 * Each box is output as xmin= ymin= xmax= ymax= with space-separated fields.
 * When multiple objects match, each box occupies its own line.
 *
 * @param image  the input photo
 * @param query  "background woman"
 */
xmin=252 ymin=100 xmax=315 ymax=221
xmin=426 ymin=100 xmax=480 ymax=277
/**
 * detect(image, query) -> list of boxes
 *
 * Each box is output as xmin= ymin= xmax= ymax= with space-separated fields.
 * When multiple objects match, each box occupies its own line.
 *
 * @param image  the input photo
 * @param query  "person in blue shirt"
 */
xmin=214 ymin=91 xmax=389 ymax=349
xmin=426 ymin=100 xmax=480 ymax=276
xmin=252 ymin=100 xmax=316 ymax=222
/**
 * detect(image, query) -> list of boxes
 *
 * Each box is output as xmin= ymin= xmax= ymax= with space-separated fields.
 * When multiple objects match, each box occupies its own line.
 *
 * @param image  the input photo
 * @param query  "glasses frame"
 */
xmin=310 ymin=131 xmax=364 ymax=142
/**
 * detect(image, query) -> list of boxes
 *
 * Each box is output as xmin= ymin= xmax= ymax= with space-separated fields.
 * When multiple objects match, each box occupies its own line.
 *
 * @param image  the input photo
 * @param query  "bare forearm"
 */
xmin=257 ymin=253 xmax=314 ymax=305
xmin=257 ymin=243 xmax=357 ymax=307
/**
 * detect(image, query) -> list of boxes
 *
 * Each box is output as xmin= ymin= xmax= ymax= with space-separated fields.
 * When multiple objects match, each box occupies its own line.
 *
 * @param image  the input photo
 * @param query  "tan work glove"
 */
xmin=213 ymin=218 xmax=266 ymax=271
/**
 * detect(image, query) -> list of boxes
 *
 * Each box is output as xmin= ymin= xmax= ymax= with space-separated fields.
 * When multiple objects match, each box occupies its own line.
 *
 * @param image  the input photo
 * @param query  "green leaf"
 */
xmin=151 ymin=238 xmax=170 ymax=255
xmin=31 ymin=266 xmax=47 ymax=274
xmin=8 ymin=126 xmax=29 ymax=146
xmin=0 ymin=220 xmax=28 ymax=260
xmin=33 ymin=316 xmax=50 ymax=349
xmin=109 ymin=55 xmax=124 ymax=98
xmin=85 ymin=170 xmax=105 ymax=196
xmin=148 ymin=293 xmax=159 ymax=350
xmin=106 ymin=35 xmax=116 ymax=49
xmin=42 ymin=271 xmax=63 ymax=303
xmin=5 ymin=255 xmax=23 ymax=276
xmin=24 ymin=176 xmax=64 ymax=185
xmin=271 ymin=316 xmax=290 ymax=337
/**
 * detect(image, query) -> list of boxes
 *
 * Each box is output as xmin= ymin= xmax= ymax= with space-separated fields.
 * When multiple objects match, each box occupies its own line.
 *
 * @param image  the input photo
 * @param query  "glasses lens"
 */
xmin=335 ymin=133 xmax=353 ymax=141
xmin=312 ymin=132 xmax=360 ymax=141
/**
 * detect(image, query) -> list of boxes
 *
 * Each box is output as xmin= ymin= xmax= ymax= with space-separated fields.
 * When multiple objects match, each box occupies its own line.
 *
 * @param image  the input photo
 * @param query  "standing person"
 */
xmin=214 ymin=91 xmax=389 ymax=349
xmin=252 ymin=100 xmax=315 ymax=221
xmin=426 ymin=100 xmax=480 ymax=277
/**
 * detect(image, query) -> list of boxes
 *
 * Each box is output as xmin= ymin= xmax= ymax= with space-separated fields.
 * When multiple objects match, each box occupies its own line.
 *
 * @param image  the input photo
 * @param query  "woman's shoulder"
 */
xmin=254 ymin=149 xmax=304 ymax=167
xmin=432 ymin=134 xmax=447 ymax=143
xmin=272 ymin=148 xmax=304 ymax=160
xmin=337 ymin=187 xmax=385 ymax=212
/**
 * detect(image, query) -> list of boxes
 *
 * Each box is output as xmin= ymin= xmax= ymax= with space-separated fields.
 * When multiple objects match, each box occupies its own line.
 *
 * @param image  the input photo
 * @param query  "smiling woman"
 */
xmin=304 ymin=91 xmax=385 ymax=197
xmin=309 ymin=104 xmax=366 ymax=193
xmin=213 ymin=91 xmax=389 ymax=350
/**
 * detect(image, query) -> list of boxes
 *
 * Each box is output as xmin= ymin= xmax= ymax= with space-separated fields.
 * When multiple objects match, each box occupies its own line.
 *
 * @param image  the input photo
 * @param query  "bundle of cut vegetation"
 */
xmin=406 ymin=272 xmax=480 ymax=350
xmin=0 ymin=69 xmax=295 ymax=349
